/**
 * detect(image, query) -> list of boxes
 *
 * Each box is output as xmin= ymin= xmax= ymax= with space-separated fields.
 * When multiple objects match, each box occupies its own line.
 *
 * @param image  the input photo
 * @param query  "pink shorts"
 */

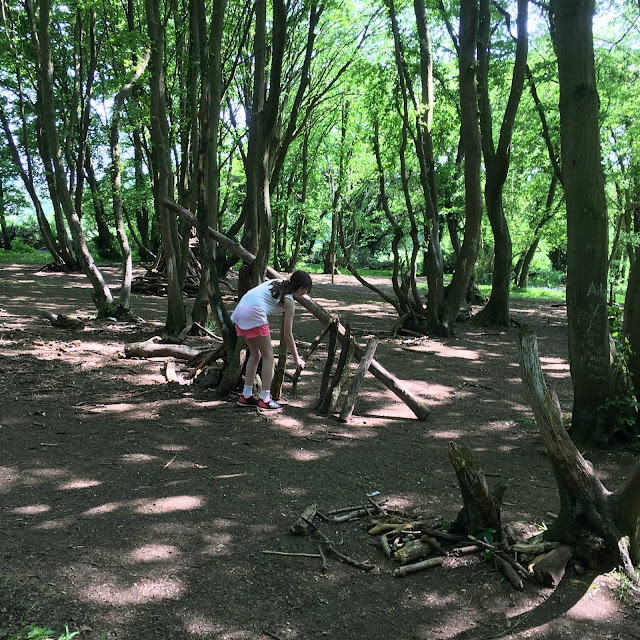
xmin=235 ymin=323 xmax=270 ymax=338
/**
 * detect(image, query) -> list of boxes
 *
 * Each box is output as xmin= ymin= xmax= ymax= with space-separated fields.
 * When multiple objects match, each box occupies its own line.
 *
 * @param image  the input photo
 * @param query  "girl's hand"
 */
xmin=296 ymin=357 xmax=306 ymax=370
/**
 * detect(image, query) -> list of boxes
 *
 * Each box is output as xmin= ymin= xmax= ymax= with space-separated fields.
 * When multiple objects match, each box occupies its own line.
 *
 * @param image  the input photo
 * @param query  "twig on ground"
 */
xmin=261 ymin=551 xmax=322 ymax=559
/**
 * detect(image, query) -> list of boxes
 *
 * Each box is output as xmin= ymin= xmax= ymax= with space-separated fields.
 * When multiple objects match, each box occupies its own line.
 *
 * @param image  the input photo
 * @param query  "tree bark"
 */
xmin=145 ymin=0 xmax=186 ymax=335
xmin=441 ymin=0 xmax=483 ymax=334
xmin=0 ymin=178 xmax=10 ymax=250
xmin=550 ymin=0 xmax=615 ymax=444
xmin=474 ymin=0 xmax=528 ymax=327
xmin=448 ymin=441 xmax=504 ymax=539
xmin=110 ymin=48 xmax=151 ymax=312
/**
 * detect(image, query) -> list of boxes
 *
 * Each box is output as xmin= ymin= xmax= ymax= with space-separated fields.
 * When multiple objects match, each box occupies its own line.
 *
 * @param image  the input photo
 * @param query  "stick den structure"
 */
xmin=163 ymin=198 xmax=431 ymax=421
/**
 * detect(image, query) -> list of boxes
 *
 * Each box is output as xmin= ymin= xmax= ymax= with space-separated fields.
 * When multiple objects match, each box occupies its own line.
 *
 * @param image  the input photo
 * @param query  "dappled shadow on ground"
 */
xmin=0 ymin=266 xmax=638 ymax=640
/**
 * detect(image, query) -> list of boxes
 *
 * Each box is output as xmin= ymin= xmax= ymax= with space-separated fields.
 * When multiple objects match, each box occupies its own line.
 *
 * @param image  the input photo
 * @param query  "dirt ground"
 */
xmin=0 ymin=263 xmax=639 ymax=640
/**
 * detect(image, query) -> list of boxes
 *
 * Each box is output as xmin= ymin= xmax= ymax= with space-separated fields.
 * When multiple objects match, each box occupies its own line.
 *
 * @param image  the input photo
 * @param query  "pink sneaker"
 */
xmin=237 ymin=394 xmax=259 ymax=407
xmin=257 ymin=398 xmax=282 ymax=410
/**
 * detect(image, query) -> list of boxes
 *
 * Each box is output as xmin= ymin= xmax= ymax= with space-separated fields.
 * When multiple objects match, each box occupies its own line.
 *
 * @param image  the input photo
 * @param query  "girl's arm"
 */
xmin=283 ymin=298 xmax=305 ymax=369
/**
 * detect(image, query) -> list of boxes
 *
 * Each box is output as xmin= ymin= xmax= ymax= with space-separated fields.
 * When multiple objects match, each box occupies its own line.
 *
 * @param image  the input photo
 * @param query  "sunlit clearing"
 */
xmin=486 ymin=420 xmax=517 ymax=433
xmin=132 ymin=495 xmax=204 ymax=514
xmin=430 ymin=428 xmax=464 ymax=440
xmin=286 ymin=448 xmax=330 ymax=462
xmin=201 ymin=532 xmax=234 ymax=556
xmin=36 ymin=517 xmax=76 ymax=530
xmin=13 ymin=504 xmax=50 ymax=515
xmin=423 ymin=384 xmax=457 ymax=403
xmin=58 ymin=478 xmax=102 ymax=490
xmin=568 ymin=579 xmax=619 ymax=621
xmin=88 ymin=402 xmax=138 ymax=413
xmin=406 ymin=341 xmax=481 ymax=361
xmin=125 ymin=543 xmax=180 ymax=563
xmin=181 ymin=613 xmax=224 ymax=636
xmin=120 ymin=453 xmax=160 ymax=463
xmin=540 ymin=356 xmax=570 ymax=378
xmin=30 ymin=467 xmax=67 ymax=478
xmin=81 ymin=576 xmax=185 ymax=605
xmin=386 ymin=496 xmax=414 ymax=511
xmin=82 ymin=502 xmax=123 ymax=516
xmin=280 ymin=486 xmax=309 ymax=496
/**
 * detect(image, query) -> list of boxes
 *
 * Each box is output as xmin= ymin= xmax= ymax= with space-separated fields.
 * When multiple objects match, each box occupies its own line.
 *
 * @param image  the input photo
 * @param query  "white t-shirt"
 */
xmin=230 ymin=279 xmax=294 ymax=330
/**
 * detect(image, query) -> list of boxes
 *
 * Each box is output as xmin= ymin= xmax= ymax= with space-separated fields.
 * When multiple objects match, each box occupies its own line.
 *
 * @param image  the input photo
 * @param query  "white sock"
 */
xmin=259 ymin=390 xmax=271 ymax=401
xmin=243 ymin=385 xmax=253 ymax=397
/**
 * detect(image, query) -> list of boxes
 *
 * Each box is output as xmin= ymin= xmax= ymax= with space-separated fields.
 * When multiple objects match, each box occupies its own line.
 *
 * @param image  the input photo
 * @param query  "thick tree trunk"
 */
xmin=441 ymin=0 xmax=483 ymax=334
xmin=550 ymin=0 xmax=615 ymax=444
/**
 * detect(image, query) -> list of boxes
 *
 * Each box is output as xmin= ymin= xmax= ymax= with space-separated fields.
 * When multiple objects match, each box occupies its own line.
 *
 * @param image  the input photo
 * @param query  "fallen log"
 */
xmin=393 ymin=556 xmax=443 ymax=577
xmin=164 ymin=198 xmax=431 ymax=421
xmin=394 ymin=539 xmax=432 ymax=565
xmin=495 ymin=555 xmax=524 ymax=591
xmin=124 ymin=336 xmax=201 ymax=360
xmin=41 ymin=310 xmax=85 ymax=330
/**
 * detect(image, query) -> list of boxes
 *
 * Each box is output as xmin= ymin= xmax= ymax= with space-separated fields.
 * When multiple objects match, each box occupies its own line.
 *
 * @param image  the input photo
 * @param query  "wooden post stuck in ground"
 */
xmin=339 ymin=336 xmax=379 ymax=423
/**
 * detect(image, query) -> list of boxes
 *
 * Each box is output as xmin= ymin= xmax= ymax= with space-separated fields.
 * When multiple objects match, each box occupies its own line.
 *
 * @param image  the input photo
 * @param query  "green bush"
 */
xmin=6 ymin=218 xmax=42 ymax=249
xmin=8 ymin=239 xmax=36 ymax=253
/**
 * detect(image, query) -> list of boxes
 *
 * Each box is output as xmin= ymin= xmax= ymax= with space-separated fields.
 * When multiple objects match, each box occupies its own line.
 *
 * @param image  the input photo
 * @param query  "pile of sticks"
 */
xmin=131 ymin=247 xmax=202 ymax=297
xmin=276 ymin=497 xmax=571 ymax=588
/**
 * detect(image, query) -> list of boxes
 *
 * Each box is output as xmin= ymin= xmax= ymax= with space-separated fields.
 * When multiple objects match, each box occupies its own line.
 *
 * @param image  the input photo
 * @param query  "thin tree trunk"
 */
xmin=0 ymin=178 xmax=10 ymax=250
xmin=474 ymin=0 xmax=528 ymax=327
xmin=0 ymin=105 xmax=63 ymax=263
xmin=32 ymin=0 xmax=114 ymax=310
xmin=145 ymin=0 xmax=186 ymax=334
xmin=623 ymin=252 xmax=640 ymax=404
xmin=110 ymin=48 xmax=151 ymax=312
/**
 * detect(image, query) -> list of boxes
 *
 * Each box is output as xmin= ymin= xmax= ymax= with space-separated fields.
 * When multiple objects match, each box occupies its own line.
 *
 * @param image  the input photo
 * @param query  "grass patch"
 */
xmin=0 ymin=250 xmax=52 ymax=265
xmin=6 ymin=624 xmax=79 ymax=640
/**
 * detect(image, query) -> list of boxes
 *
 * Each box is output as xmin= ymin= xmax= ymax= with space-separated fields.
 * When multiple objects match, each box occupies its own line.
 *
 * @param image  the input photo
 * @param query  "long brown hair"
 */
xmin=269 ymin=270 xmax=312 ymax=301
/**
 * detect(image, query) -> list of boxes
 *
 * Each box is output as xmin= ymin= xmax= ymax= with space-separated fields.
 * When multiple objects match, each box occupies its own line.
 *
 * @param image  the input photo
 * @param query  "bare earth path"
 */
xmin=0 ymin=264 xmax=638 ymax=640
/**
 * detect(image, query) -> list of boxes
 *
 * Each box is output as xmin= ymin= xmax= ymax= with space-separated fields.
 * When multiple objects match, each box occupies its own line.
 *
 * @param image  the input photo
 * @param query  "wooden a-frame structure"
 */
xmin=164 ymin=199 xmax=431 ymax=421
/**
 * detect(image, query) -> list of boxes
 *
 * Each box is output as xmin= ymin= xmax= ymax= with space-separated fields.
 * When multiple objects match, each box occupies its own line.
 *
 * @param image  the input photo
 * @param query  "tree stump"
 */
xmin=448 ymin=441 xmax=505 ymax=540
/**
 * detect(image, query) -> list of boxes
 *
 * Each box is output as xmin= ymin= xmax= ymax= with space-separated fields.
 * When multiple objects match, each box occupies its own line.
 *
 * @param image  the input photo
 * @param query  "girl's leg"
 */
xmin=243 ymin=336 xmax=263 ymax=390
xmin=245 ymin=334 xmax=274 ymax=396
